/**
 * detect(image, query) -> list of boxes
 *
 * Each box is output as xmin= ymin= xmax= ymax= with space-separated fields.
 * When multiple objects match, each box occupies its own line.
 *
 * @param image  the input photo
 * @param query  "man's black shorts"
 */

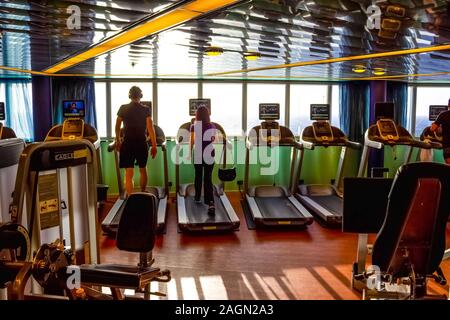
xmin=119 ymin=140 xmax=149 ymax=168
xmin=444 ymin=147 xmax=450 ymax=160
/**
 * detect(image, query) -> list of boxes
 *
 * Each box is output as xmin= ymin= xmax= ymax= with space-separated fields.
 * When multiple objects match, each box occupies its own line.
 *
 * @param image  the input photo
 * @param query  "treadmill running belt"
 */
xmin=308 ymin=195 xmax=342 ymax=216
xmin=255 ymin=197 xmax=302 ymax=219
xmin=185 ymin=194 xmax=231 ymax=224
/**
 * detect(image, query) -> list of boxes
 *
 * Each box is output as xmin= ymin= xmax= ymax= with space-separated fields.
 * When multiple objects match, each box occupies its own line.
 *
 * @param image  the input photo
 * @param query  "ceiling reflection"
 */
xmin=1 ymin=0 xmax=449 ymax=82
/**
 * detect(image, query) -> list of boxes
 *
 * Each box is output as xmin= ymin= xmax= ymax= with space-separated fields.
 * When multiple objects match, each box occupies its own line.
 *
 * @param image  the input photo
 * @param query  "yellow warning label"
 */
xmin=203 ymin=226 xmax=217 ymax=231
xmin=278 ymin=221 xmax=291 ymax=225
xmin=74 ymin=149 xmax=88 ymax=159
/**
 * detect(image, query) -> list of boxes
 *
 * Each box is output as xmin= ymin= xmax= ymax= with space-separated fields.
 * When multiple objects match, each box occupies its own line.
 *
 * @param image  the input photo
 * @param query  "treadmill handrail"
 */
xmin=347 ymin=141 xmax=361 ymax=150
xmin=411 ymin=140 xmax=433 ymax=150
xmin=364 ymin=130 xmax=384 ymax=149
xmin=301 ymin=140 xmax=315 ymax=150
xmin=108 ymin=140 xmax=116 ymax=152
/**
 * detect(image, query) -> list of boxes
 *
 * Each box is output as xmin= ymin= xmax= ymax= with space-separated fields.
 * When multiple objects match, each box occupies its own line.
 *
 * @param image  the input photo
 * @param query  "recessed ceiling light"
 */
xmin=204 ymin=46 xmax=224 ymax=56
xmin=372 ymin=67 xmax=386 ymax=76
xmin=352 ymin=64 xmax=367 ymax=73
xmin=244 ymin=52 xmax=261 ymax=61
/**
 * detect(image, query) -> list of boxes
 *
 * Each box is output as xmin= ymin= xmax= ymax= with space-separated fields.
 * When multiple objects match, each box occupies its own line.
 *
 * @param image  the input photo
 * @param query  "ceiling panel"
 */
xmin=1 ymin=0 xmax=449 ymax=82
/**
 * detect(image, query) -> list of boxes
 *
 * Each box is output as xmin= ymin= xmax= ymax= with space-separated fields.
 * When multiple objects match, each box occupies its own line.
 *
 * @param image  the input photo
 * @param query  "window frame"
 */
xmin=93 ymin=79 xmax=339 ymax=138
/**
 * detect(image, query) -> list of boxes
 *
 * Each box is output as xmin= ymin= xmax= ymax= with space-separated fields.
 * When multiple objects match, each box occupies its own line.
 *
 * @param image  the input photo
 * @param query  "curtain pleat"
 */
xmin=52 ymin=78 xmax=97 ymax=128
xmin=386 ymin=81 xmax=408 ymax=127
xmin=4 ymin=79 xmax=34 ymax=141
xmin=339 ymin=81 xmax=370 ymax=143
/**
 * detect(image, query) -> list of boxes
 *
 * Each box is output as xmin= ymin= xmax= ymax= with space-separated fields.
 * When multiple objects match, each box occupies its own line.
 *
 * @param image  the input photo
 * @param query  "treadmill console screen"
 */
xmin=312 ymin=122 xmax=334 ymax=142
xmin=376 ymin=119 xmax=399 ymax=141
xmin=63 ymin=100 xmax=85 ymax=118
xmin=310 ymin=104 xmax=330 ymax=121
xmin=0 ymin=102 xmax=5 ymax=121
xmin=189 ymin=99 xmax=211 ymax=116
xmin=259 ymin=104 xmax=280 ymax=121
xmin=375 ymin=102 xmax=395 ymax=120
xmin=141 ymin=101 xmax=153 ymax=118
xmin=429 ymin=105 xmax=447 ymax=121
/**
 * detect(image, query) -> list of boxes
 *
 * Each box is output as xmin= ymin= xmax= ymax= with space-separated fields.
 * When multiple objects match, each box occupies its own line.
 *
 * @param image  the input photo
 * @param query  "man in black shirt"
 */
xmin=115 ymin=86 xmax=157 ymax=195
xmin=431 ymin=98 xmax=450 ymax=165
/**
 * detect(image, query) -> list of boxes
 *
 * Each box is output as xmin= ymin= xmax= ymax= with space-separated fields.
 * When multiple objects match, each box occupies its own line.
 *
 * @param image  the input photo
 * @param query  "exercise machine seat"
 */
xmin=116 ymin=193 xmax=157 ymax=253
xmin=80 ymin=264 xmax=160 ymax=288
xmin=81 ymin=193 xmax=166 ymax=290
xmin=372 ymin=162 xmax=450 ymax=278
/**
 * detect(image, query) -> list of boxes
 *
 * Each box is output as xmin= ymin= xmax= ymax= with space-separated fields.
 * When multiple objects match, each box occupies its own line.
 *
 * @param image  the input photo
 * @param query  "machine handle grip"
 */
xmin=107 ymin=141 xmax=116 ymax=152
xmin=302 ymin=141 xmax=314 ymax=150
xmin=347 ymin=141 xmax=362 ymax=149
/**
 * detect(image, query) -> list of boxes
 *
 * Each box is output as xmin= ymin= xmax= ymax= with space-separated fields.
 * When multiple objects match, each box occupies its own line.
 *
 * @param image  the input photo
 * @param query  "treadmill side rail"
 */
xmin=101 ymin=199 xmax=125 ymax=233
xmin=288 ymin=196 xmax=313 ymax=220
xmin=220 ymin=194 xmax=240 ymax=228
xmin=177 ymin=195 xmax=188 ymax=226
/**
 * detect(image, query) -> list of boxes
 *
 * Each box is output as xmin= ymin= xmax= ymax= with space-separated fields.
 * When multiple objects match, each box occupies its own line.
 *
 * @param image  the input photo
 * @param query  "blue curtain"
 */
xmin=52 ymin=78 xmax=97 ymax=127
xmin=3 ymin=79 xmax=34 ymax=141
xmin=339 ymin=82 xmax=370 ymax=143
xmin=386 ymin=81 xmax=408 ymax=127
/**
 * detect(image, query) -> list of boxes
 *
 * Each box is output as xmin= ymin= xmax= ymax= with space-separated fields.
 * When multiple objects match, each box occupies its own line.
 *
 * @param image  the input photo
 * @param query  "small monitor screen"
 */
xmin=375 ymin=102 xmax=394 ymax=120
xmin=0 ymin=102 xmax=5 ymax=121
xmin=259 ymin=103 xmax=280 ymax=121
xmin=378 ymin=119 xmax=397 ymax=136
xmin=141 ymin=101 xmax=153 ymax=118
xmin=310 ymin=104 xmax=330 ymax=121
xmin=63 ymin=100 xmax=85 ymax=118
xmin=429 ymin=105 xmax=447 ymax=121
xmin=189 ymin=99 xmax=211 ymax=116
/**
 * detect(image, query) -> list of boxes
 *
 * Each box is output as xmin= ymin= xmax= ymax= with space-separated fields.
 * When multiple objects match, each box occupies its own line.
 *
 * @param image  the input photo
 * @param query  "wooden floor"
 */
xmin=98 ymin=192 xmax=450 ymax=300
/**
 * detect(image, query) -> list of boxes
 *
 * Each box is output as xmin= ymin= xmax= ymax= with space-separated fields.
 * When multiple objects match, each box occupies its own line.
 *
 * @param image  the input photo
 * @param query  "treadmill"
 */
xmin=176 ymin=99 xmax=240 ymax=232
xmin=295 ymin=104 xmax=361 ymax=226
xmin=358 ymin=102 xmax=432 ymax=177
xmin=244 ymin=103 xmax=313 ymax=228
xmin=101 ymin=125 xmax=170 ymax=235
xmin=407 ymin=105 xmax=447 ymax=161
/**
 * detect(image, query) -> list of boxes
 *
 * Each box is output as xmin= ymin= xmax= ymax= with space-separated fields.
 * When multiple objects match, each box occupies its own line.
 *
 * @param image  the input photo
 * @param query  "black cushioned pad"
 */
xmin=117 ymin=193 xmax=157 ymax=253
xmin=372 ymin=162 xmax=450 ymax=275
xmin=80 ymin=264 xmax=160 ymax=288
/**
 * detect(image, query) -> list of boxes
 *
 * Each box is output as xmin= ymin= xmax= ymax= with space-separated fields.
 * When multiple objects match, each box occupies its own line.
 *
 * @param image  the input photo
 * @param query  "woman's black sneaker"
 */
xmin=195 ymin=197 xmax=202 ymax=204
xmin=208 ymin=203 xmax=215 ymax=215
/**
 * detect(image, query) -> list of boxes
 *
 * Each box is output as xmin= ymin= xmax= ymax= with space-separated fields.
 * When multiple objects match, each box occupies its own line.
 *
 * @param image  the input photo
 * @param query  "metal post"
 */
xmin=334 ymin=146 xmax=348 ymax=191
xmin=358 ymin=146 xmax=370 ymax=177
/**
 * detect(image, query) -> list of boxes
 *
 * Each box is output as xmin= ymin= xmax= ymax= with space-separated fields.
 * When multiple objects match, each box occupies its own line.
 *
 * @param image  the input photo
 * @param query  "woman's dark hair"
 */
xmin=195 ymin=106 xmax=211 ymax=124
xmin=129 ymin=86 xmax=143 ymax=99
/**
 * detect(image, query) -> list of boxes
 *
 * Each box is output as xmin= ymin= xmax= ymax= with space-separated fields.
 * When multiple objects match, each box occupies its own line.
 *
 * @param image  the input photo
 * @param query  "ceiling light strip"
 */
xmin=207 ymin=44 xmax=450 ymax=77
xmin=1 ymin=65 xmax=449 ymax=81
xmin=44 ymin=0 xmax=241 ymax=74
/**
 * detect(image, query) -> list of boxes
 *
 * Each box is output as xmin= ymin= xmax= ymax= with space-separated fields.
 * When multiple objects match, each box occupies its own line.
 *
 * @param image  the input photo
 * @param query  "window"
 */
xmin=158 ymin=82 xmax=198 ymax=136
xmin=415 ymin=87 xmax=448 ymax=136
xmin=289 ymin=84 xmax=328 ymax=135
xmin=94 ymin=82 xmax=107 ymax=137
xmin=0 ymin=81 xmax=34 ymax=140
xmin=111 ymin=82 xmax=152 ymax=136
xmin=0 ymin=83 xmax=5 ymax=125
xmin=203 ymin=83 xmax=242 ymax=136
xmin=247 ymin=84 xmax=286 ymax=131
xmin=331 ymin=85 xmax=340 ymax=128
xmin=406 ymin=86 xmax=414 ymax=133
